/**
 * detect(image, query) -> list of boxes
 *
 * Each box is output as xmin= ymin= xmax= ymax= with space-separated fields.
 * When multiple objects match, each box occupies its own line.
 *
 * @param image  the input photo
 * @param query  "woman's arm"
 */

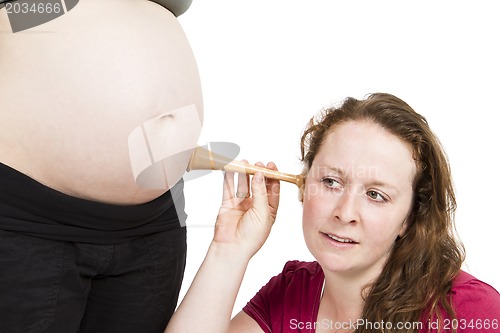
xmin=228 ymin=311 xmax=267 ymax=333
xmin=165 ymin=162 xmax=280 ymax=333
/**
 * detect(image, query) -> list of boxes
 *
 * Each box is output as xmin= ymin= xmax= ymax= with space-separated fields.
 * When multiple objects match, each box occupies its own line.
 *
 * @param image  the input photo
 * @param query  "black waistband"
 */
xmin=0 ymin=162 xmax=186 ymax=244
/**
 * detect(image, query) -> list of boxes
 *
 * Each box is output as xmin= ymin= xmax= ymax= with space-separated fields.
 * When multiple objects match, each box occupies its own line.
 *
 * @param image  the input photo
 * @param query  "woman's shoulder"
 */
xmin=450 ymin=270 xmax=500 ymax=319
xmin=451 ymin=270 xmax=500 ymax=301
xmin=280 ymin=260 xmax=324 ymax=280
xmin=256 ymin=260 xmax=323 ymax=296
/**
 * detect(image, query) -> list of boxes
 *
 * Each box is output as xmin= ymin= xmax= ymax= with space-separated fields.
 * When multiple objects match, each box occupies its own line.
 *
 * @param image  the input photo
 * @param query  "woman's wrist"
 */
xmin=207 ymin=241 xmax=254 ymax=266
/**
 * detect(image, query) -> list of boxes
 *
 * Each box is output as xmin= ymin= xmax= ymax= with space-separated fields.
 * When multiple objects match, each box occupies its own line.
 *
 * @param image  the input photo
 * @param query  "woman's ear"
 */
xmin=398 ymin=217 xmax=410 ymax=237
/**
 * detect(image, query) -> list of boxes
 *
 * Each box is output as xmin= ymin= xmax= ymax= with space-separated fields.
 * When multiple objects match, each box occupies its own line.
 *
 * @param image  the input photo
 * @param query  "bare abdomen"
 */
xmin=0 ymin=0 xmax=203 ymax=205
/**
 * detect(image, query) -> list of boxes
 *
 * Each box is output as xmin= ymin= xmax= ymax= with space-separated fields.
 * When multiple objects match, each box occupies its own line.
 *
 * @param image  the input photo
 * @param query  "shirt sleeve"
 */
xmin=451 ymin=275 xmax=500 ymax=333
xmin=242 ymin=261 xmax=297 ymax=333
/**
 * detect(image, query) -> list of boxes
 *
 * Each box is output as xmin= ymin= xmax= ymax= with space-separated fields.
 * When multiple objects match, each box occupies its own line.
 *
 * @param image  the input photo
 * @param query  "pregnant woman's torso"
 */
xmin=0 ymin=0 xmax=203 ymax=205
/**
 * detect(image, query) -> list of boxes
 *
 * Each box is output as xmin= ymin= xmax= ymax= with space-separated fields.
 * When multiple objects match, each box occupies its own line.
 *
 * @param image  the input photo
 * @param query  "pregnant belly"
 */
xmin=0 ymin=0 xmax=203 ymax=205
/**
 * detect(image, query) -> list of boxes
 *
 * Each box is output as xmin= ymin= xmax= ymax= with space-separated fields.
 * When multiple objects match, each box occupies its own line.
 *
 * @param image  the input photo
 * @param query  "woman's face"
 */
xmin=302 ymin=121 xmax=416 ymax=279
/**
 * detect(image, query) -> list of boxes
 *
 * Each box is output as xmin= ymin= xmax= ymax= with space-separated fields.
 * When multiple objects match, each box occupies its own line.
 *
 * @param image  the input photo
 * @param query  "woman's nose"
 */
xmin=332 ymin=186 xmax=360 ymax=224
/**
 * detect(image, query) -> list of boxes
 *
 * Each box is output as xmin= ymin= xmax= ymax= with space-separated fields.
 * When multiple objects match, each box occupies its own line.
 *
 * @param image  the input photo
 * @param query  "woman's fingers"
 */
xmin=222 ymin=170 xmax=235 ymax=202
xmin=249 ymin=162 xmax=271 ymax=219
xmin=249 ymin=171 xmax=266 ymax=206
xmin=222 ymin=160 xmax=280 ymax=215
xmin=236 ymin=160 xmax=250 ymax=199
xmin=265 ymin=162 xmax=280 ymax=213
xmin=215 ymin=160 xmax=280 ymax=257
xmin=222 ymin=160 xmax=250 ymax=204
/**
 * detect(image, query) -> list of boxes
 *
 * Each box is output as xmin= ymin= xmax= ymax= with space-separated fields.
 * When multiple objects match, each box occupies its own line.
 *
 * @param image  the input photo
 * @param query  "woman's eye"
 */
xmin=322 ymin=177 xmax=342 ymax=188
xmin=367 ymin=190 xmax=386 ymax=202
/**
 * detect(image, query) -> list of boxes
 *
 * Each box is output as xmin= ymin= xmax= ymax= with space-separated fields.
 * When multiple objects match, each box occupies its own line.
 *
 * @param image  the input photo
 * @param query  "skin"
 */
xmin=303 ymin=121 xmax=415 ymax=278
xmin=165 ymin=162 xmax=280 ymax=333
xmin=0 ymin=0 xmax=203 ymax=205
xmin=302 ymin=121 xmax=416 ymax=330
xmin=164 ymin=120 xmax=417 ymax=333
xmin=128 ymin=104 xmax=202 ymax=189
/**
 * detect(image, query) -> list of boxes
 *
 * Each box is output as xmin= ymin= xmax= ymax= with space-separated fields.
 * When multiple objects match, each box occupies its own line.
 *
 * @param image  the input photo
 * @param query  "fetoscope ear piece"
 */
xmin=298 ymin=178 xmax=305 ymax=202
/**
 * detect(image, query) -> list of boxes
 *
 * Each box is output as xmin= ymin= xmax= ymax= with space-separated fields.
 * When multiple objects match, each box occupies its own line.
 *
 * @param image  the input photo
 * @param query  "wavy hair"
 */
xmin=300 ymin=93 xmax=465 ymax=333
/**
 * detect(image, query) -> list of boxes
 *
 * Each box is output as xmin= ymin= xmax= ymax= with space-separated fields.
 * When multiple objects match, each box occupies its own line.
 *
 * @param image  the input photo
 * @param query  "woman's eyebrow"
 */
xmin=317 ymin=165 xmax=345 ymax=176
xmin=365 ymin=180 xmax=400 ymax=195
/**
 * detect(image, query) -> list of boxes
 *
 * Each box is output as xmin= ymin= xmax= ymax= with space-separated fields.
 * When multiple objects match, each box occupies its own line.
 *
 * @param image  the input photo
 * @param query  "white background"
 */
xmin=178 ymin=0 xmax=500 ymax=315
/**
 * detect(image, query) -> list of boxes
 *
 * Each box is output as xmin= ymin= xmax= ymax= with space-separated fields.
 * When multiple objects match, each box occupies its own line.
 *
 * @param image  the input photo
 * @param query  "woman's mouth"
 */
xmin=322 ymin=232 xmax=358 ymax=247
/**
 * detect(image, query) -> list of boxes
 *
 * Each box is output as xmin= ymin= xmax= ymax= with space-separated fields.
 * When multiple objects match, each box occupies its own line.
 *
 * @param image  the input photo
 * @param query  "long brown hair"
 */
xmin=300 ymin=93 xmax=465 ymax=333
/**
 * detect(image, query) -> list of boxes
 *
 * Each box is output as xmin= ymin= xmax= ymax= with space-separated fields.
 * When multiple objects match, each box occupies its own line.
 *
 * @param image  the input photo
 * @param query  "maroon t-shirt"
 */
xmin=243 ymin=261 xmax=500 ymax=333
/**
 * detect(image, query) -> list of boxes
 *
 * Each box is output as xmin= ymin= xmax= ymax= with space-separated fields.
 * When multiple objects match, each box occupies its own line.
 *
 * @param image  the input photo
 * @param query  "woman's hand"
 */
xmin=165 ymin=162 xmax=280 ymax=333
xmin=212 ymin=161 xmax=280 ymax=260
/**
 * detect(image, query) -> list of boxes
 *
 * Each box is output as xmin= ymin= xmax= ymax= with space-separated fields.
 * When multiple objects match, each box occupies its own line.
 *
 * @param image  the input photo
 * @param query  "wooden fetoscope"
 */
xmin=187 ymin=146 xmax=304 ymax=188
